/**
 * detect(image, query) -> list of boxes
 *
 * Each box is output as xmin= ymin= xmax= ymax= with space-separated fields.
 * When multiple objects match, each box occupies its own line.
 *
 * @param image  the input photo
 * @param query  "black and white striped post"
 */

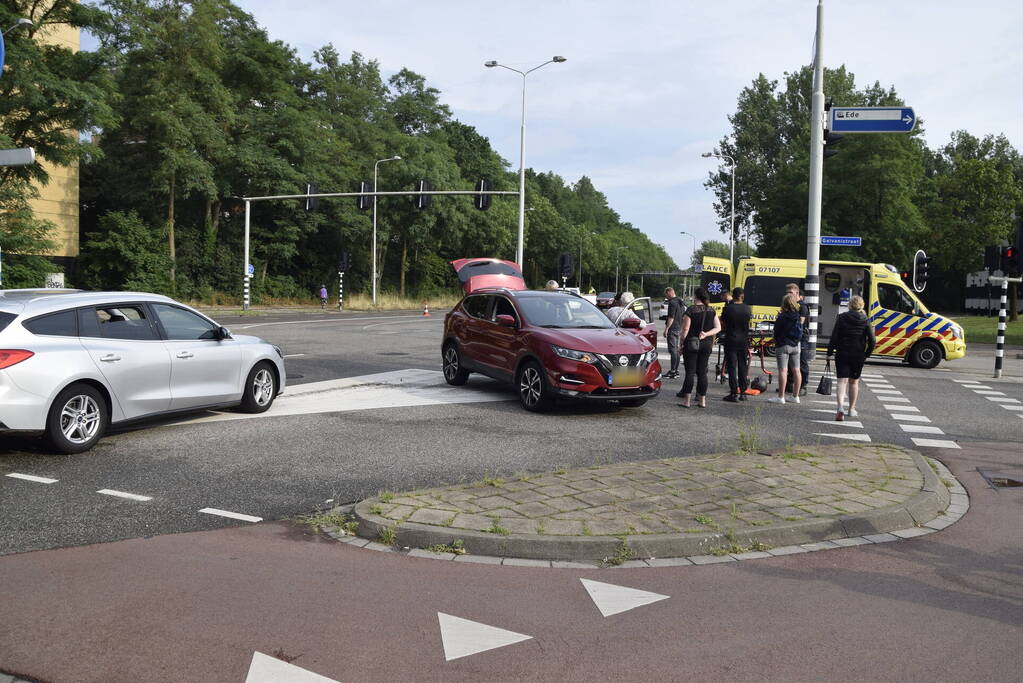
xmin=337 ymin=271 xmax=344 ymax=311
xmin=990 ymin=275 xmax=1021 ymax=378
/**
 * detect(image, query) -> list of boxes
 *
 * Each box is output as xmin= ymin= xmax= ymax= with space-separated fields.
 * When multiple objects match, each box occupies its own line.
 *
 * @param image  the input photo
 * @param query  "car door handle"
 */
xmin=176 ymin=352 xmax=194 ymax=359
xmin=100 ymin=354 xmax=121 ymax=362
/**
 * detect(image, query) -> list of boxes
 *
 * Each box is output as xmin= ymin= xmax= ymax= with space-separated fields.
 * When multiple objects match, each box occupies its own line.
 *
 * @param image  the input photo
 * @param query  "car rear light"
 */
xmin=0 ymin=350 xmax=34 ymax=369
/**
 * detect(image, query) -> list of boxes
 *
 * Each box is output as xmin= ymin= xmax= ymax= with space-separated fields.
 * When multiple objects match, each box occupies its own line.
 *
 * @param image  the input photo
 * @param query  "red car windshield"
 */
xmin=515 ymin=293 xmax=615 ymax=329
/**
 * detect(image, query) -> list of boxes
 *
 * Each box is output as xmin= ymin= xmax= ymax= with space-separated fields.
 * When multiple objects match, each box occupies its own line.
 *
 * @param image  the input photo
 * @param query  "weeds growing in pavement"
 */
xmin=602 ymin=540 xmax=635 ymax=567
xmin=737 ymin=408 xmax=764 ymax=454
xmin=379 ymin=490 xmax=395 ymax=503
xmin=426 ymin=539 xmax=467 ymax=555
xmin=378 ymin=525 xmax=397 ymax=545
xmin=694 ymin=514 xmax=720 ymax=530
xmin=295 ymin=511 xmax=358 ymax=535
xmin=482 ymin=474 xmax=503 ymax=487
xmin=369 ymin=503 xmax=384 ymax=515
xmin=484 ymin=519 xmax=510 ymax=536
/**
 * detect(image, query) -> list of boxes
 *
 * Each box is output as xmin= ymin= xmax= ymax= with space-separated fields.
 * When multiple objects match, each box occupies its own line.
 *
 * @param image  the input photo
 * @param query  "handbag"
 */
xmin=684 ymin=309 xmax=709 ymax=352
xmin=816 ymin=359 xmax=833 ymax=395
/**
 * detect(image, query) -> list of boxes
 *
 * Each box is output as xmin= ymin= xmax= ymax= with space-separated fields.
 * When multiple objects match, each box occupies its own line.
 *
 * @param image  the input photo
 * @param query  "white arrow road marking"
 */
xmin=5 ymin=473 xmax=58 ymax=484
xmin=812 ymin=420 xmax=864 ymax=428
xmin=900 ymin=424 xmax=944 ymax=434
xmin=437 ymin=613 xmax=532 ymax=661
xmin=814 ymin=433 xmax=872 ymax=442
xmin=245 ymin=651 xmax=338 ymax=683
xmin=580 ymin=578 xmax=669 ymax=617
xmin=911 ymin=438 xmax=960 ymax=449
xmin=175 ymin=369 xmax=512 ymax=426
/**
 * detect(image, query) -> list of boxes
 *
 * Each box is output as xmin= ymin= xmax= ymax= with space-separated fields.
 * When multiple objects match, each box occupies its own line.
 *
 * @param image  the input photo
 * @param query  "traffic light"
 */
xmin=912 ymin=249 xmax=930 ymax=292
xmin=337 ymin=250 xmax=351 ymax=273
xmin=558 ymin=252 xmax=573 ymax=279
xmin=414 ymin=179 xmax=432 ymax=210
xmin=900 ymin=269 xmax=911 ymax=285
xmin=305 ymin=183 xmax=319 ymax=211
xmin=1003 ymin=245 xmax=1020 ymax=277
xmin=824 ymin=130 xmax=843 ymax=159
xmin=356 ymin=181 xmax=371 ymax=211
xmin=984 ymin=245 xmax=1001 ymax=271
xmin=474 ymin=178 xmax=492 ymax=211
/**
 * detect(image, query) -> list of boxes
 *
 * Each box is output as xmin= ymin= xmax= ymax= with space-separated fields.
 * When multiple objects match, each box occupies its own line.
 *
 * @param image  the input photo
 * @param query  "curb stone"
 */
xmin=330 ymin=455 xmax=966 ymax=569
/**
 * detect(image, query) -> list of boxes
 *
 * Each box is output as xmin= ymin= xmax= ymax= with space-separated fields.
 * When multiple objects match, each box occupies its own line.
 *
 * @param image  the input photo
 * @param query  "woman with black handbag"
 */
xmin=826 ymin=295 xmax=876 ymax=421
xmin=677 ymin=287 xmax=721 ymax=408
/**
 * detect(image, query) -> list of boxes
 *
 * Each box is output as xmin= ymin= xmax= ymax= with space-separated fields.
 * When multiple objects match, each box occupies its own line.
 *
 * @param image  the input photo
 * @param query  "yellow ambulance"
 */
xmin=700 ymin=256 xmax=966 ymax=369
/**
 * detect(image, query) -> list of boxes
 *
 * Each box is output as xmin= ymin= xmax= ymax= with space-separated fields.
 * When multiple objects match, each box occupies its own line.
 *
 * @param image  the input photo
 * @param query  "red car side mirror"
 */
xmin=495 ymin=314 xmax=517 ymax=327
xmin=621 ymin=317 xmax=642 ymax=329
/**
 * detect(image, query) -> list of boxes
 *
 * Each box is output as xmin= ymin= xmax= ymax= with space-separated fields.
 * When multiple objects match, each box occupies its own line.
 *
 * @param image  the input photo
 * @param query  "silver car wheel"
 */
xmin=252 ymin=368 xmax=275 ymax=406
xmin=443 ymin=346 xmax=459 ymax=381
xmin=60 ymin=394 xmax=102 ymax=445
xmin=520 ymin=366 xmax=542 ymax=407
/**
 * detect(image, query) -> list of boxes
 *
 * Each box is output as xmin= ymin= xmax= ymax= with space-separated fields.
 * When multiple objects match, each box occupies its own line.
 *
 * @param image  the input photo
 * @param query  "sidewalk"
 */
xmin=347 ymin=444 xmax=955 ymax=565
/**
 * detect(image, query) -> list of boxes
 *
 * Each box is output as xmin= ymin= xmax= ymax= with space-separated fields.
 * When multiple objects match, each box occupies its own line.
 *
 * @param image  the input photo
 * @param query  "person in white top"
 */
xmin=604 ymin=291 xmax=644 ymax=327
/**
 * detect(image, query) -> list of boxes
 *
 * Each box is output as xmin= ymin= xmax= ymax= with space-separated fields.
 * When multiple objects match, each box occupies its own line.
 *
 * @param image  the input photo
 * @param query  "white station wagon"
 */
xmin=0 ymin=289 xmax=285 ymax=453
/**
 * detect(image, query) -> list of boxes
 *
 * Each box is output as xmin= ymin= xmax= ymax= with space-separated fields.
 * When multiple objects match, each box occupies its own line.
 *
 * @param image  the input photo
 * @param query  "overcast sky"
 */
xmin=233 ymin=0 xmax=1022 ymax=268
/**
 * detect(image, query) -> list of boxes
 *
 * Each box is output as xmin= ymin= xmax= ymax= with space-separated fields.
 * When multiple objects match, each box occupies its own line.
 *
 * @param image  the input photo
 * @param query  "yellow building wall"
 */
xmin=26 ymin=20 xmax=81 ymax=259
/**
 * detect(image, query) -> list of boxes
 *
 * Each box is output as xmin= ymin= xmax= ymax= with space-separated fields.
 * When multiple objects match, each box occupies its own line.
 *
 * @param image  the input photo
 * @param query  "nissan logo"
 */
xmin=618 ymin=355 xmax=629 ymax=366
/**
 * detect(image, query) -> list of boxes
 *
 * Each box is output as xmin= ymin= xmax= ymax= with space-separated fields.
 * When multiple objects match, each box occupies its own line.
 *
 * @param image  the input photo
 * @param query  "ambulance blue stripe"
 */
xmin=877 ymin=311 xmax=902 ymax=329
xmin=871 ymin=301 xmax=880 ymax=309
xmin=888 ymin=314 xmax=914 ymax=332
xmin=938 ymin=322 xmax=951 ymax=334
xmin=922 ymin=317 xmax=943 ymax=332
xmin=903 ymin=314 xmax=930 ymax=334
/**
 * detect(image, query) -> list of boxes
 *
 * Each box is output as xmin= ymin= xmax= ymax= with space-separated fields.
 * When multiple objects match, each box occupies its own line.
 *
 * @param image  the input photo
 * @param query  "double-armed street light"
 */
xmin=372 ymin=155 xmax=402 ymax=305
xmin=484 ymin=56 xmax=567 ymax=268
xmin=701 ymin=152 xmax=736 ymax=265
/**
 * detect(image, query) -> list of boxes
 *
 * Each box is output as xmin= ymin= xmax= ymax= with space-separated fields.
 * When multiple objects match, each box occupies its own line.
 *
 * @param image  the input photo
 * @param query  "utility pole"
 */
xmin=804 ymin=0 xmax=826 ymax=350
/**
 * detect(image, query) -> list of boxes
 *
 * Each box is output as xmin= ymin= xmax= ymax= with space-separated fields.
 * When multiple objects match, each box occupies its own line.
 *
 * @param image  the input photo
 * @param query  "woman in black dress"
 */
xmin=677 ymin=287 xmax=721 ymax=408
xmin=826 ymin=295 xmax=876 ymax=421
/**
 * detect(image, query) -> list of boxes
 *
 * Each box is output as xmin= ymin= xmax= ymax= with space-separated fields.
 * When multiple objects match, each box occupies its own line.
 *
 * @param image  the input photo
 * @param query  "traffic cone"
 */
xmin=422 ymin=301 xmax=430 ymax=316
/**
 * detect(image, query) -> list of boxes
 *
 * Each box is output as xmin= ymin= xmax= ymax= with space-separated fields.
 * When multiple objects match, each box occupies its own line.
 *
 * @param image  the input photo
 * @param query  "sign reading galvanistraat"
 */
xmin=829 ymin=106 xmax=916 ymax=134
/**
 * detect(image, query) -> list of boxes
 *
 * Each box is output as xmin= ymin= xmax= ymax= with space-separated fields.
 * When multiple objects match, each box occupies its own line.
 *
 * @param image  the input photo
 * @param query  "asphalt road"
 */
xmin=1 ymin=442 xmax=1020 ymax=682
xmin=2 ymin=310 xmax=1021 ymax=557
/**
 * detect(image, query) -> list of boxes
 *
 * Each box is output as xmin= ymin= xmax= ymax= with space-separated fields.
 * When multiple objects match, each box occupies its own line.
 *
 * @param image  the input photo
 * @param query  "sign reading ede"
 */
xmin=829 ymin=107 xmax=916 ymax=134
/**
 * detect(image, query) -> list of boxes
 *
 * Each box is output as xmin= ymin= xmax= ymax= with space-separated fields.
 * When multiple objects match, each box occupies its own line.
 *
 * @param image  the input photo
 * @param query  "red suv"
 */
xmin=442 ymin=259 xmax=661 ymax=411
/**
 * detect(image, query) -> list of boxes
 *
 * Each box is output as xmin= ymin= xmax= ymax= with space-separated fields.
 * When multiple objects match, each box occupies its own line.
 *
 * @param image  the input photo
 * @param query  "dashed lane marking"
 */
xmin=973 ymin=390 xmax=1005 ymax=396
xmin=985 ymin=396 xmax=1021 ymax=403
xmin=812 ymin=420 xmax=864 ymax=428
xmin=884 ymin=405 xmax=920 ymax=412
xmin=870 ymin=389 xmax=904 ymax=395
xmin=1001 ymin=405 xmax=1023 ymax=411
xmin=97 ymin=489 xmax=152 ymax=502
xmin=878 ymin=396 xmax=911 ymax=403
xmin=5 ymin=473 xmax=58 ymax=484
xmin=245 ymin=651 xmax=338 ymax=683
xmin=891 ymin=414 xmax=932 ymax=423
xmin=952 ymin=379 xmax=981 ymax=384
xmin=437 ymin=613 xmax=532 ymax=662
xmin=900 ymin=424 xmax=945 ymax=434
xmin=199 ymin=508 xmax=262 ymax=523
xmin=580 ymin=578 xmax=669 ymax=617
xmin=911 ymin=438 xmax=960 ymax=449
xmin=814 ymin=432 xmax=872 ymax=442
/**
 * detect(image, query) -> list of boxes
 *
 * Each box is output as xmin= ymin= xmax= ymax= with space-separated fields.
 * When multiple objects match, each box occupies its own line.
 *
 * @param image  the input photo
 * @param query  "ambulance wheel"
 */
xmin=908 ymin=340 xmax=941 ymax=369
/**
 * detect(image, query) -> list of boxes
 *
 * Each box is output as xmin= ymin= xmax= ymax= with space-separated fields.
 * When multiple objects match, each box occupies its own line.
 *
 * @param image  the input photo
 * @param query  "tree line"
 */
xmin=0 ymin=0 xmax=676 ymax=301
xmin=704 ymin=65 xmax=1022 ymax=312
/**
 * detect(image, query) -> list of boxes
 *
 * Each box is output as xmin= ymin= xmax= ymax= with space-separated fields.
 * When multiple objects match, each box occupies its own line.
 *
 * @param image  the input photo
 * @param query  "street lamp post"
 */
xmin=680 ymin=231 xmax=697 ymax=298
xmin=485 ymin=56 xmax=566 ymax=268
xmin=372 ymin=155 xmax=402 ymax=305
xmin=702 ymin=152 xmax=736 ymax=265
xmin=615 ymin=246 xmax=628 ymax=292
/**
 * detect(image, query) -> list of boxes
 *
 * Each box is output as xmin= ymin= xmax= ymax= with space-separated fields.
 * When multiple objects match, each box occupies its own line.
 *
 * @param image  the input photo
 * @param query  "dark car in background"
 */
xmin=595 ymin=291 xmax=616 ymax=309
xmin=442 ymin=262 xmax=660 ymax=411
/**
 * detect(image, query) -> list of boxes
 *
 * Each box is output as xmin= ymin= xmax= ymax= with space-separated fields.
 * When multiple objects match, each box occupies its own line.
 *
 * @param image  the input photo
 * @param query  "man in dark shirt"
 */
xmin=720 ymin=287 xmax=752 ymax=402
xmin=663 ymin=287 xmax=685 ymax=378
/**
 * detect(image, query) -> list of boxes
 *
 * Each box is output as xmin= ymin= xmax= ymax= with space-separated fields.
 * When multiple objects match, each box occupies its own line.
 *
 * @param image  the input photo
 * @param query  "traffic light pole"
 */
xmin=803 ymin=0 xmax=826 ymax=350
xmin=338 ymin=271 xmax=344 ymax=311
xmin=989 ymin=275 xmax=1022 ymax=379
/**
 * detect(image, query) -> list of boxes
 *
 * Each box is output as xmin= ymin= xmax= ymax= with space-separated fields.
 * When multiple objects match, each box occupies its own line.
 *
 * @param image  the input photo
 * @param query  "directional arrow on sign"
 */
xmin=437 ymin=613 xmax=532 ymax=661
xmin=580 ymin=578 xmax=670 ymax=617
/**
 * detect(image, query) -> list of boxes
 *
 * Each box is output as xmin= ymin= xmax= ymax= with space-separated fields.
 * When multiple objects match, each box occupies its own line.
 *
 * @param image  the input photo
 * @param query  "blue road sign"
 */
xmin=829 ymin=107 xmax=915 ymax=134
xmin=820 ymin=236 xmax=862 ymax=247
xmin=0 ymin=33 xmax=6 ymax=78
xmin=247 ymin=263 xmax=255 ymax=276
